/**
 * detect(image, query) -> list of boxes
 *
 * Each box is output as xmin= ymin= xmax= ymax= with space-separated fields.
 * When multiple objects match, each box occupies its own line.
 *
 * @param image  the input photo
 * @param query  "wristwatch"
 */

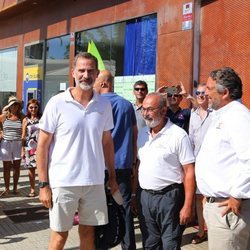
xmin=39 ymin=181 xmax=50 ymax=188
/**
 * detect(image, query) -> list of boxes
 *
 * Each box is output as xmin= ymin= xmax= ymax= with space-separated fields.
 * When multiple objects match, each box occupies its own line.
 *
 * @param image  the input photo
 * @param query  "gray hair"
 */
xmin=73 ymin=52 xmax=98 ymax=70
xmin=209 ymin=67 xmax=242 ymax=100
xmin=147 ymin=92 xmax=167 ymax=108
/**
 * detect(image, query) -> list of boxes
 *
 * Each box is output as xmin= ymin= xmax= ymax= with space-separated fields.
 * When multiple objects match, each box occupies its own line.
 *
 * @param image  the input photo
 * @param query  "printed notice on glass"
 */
xmin=182 ymin=2 xmax=193 ymax=30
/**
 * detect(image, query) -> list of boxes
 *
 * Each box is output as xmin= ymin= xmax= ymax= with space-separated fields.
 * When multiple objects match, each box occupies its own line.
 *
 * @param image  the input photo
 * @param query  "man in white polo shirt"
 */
xmin=133 ymin=92 xmax=195 ymax=249
xmin=37 ymin=52 xmax=118 ymax=249
xmin=196 ymin=67 xmax=250 ymax=250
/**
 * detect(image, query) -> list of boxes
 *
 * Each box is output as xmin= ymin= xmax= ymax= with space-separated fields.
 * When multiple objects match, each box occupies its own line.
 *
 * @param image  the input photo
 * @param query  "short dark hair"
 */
xmin=133 ymin=80 xmax=148 ymax=92
xmin=73 ymin=52 xmax=98 ymax=70
xmin=209 ymin=67 xmax=242 ymax=100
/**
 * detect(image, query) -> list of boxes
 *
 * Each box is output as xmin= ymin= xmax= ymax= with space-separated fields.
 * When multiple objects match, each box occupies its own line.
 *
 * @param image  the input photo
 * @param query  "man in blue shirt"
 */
xmin=94 ymin=70 xmax=138 ymax=250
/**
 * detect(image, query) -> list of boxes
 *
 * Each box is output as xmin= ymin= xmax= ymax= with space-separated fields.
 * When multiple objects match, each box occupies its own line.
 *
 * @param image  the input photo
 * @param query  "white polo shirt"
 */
xmin=39 ymin=88 xmax=114 ymax=188
xmin=196 ymin=101 xmax=250 ymax=199
xmin=138 ymin=120 xmax=195 ymax=190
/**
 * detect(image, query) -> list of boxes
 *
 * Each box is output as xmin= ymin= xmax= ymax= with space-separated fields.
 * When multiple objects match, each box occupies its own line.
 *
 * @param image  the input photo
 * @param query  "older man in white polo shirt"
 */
xmin=133 ymin=92 xmax=195 ymax=249
xmin=196 ymin=67 xmax=250 ymax=250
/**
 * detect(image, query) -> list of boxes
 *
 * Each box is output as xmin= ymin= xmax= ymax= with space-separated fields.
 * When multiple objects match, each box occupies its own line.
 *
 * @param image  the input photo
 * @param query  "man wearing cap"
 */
xmin=132 ymin=92 xmax=195 ymax=249
xmin=132 ymin=80 xmax=148 ymax=131
xmin=0 ymin=96 xmax=23 ymax=196
xmin=94 ymin=70 xmax=137 ymax=250
xmin=195 ymin=67 xmax=250 ymax=250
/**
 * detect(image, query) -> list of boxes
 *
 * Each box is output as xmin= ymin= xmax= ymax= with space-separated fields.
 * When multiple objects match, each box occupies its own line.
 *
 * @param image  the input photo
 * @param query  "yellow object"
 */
xmin=87 ymin=40 xmax=105 ymax=70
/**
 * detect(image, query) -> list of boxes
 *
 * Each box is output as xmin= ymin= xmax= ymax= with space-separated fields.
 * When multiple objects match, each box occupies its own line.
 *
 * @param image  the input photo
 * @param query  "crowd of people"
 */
xmin=0 ymin=52 xmax=249 ymax=250
xmin=0 ymin=96 xmax=40 ymax=197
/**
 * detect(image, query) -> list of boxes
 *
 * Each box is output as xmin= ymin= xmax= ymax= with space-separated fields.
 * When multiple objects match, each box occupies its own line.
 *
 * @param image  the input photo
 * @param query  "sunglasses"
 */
xmin=195 ymin=91 xmax=206 ymax=96
xmin=134 ymin=88 xmax=146 ymax=92
xmin=29 ymin=106 xmax=38 ymax=109
xmin=167 ymin=94 xmax=182 ymax=98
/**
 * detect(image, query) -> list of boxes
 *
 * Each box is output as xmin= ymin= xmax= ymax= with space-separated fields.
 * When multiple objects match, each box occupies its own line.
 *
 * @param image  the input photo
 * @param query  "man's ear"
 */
xmin=160 ymin=106 xmax=167 ymax=116
xmin=222 ymin=87 xmax=230 ymax=101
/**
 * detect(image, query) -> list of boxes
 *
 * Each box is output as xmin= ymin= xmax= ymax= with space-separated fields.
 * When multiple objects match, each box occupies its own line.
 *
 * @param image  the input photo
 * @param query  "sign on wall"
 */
xmin=114 ymin=74 xmax=155 ymax=102
xmin=182 ymin=2 xmax=193 ymax=30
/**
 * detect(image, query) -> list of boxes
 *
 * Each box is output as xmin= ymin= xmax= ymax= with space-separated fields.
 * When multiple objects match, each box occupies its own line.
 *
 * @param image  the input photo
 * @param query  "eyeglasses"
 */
xmin=167 ymin=94 xmax=182 ymax=98
xmin=141 ymin=106 xmax=160 ymax=113
xmin=195 ymin=91 xmax=206 ymax=96
xmin=134 ymin=88 xmax=146 ymax=92
xmin=29 ymin=106 xmax=38 ymax=109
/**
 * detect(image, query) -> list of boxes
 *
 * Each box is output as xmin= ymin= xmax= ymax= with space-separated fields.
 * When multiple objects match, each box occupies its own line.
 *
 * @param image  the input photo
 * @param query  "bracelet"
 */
xmin=131 ymin=193 xmax=136 ymax=197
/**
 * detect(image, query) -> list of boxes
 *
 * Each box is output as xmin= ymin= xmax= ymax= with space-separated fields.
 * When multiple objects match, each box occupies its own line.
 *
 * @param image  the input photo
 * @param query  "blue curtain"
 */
xmin=124 ymin=15 xmax=157 ymax=75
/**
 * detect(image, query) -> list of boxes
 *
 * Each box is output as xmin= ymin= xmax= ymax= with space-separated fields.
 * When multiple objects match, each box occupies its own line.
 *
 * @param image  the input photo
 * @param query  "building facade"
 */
xmin=0 ymin=0 xmax=249 ymax=109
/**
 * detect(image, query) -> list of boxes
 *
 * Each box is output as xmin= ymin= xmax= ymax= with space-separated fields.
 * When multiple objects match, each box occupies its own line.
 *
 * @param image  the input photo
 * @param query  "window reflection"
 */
xmin=25 ymin=43 xmax=44 ymax=67
xmin=76 ymin=22 xmax=125 ymax=76
xmin=0 ymin=47 xmax=18 ymax=109
xmin=44 ymin=35 xmax=70 ymax=105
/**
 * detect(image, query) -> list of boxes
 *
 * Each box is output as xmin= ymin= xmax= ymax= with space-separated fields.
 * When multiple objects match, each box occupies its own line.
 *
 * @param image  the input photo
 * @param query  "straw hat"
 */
xmin=5 ymin=96 xmax=22 ymax=109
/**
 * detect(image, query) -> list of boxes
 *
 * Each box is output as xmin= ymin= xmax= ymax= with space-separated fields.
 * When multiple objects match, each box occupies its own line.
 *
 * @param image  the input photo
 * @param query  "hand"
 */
xmin=156 ymin=86 xmax=167 ymax=96
xmin=218 ymin=197 xmax=241 ymax=216
xmin=107 ymin=176 xmax=119 ymax=195
xmin=179 ymin=81 xmax=187 ymax=97
xmin=179 ymin=205 xmax=192 ymax=225
xmin=39 ymin=186 xmax=53 ymax=208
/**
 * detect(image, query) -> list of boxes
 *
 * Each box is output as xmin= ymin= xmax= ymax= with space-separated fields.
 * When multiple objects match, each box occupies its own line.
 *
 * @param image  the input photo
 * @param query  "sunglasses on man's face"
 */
xmin=134 ymin=87 xmax=146 ymax=92
xmin=167 ymin=94 xmax=182 ymax=98
xmin=195 ymin=91 xmax=206 ymax=96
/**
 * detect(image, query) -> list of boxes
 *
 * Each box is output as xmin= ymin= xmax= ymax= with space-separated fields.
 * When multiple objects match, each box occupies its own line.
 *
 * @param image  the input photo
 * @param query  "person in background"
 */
xmin=196 ymin=67 xmax=250 ymax=250
xmin=37 ymin=52 xmax=119 ymax=249
xmin=157 ymin=82 xmax=196 ymax=133
xmin=132 ymin=92 xmax=195 ymax=249
xmin=22 ymin=99 xmax=42 ymax=197
xmin=132 ymin=80 xmax=148 ymax=131
xmin=188 ymin=83 xmax=212 ymax=244
xmin=0 ymin=96 xmax=23 ymax=196
xmin=94 ymin=70 xmax=137 ymax=250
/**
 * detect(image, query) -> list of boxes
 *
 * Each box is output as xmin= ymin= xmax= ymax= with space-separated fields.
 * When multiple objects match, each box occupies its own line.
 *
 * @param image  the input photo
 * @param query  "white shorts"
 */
xmin=50 ymin=185 xmax=108 ymax=232
xmin=1 ymin=140 xmax=22 ymax=161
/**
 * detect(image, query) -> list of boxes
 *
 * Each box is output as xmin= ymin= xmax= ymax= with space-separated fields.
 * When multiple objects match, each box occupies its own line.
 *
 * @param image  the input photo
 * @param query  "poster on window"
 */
xmin=114 ymin=75 xmax=155 ymax=102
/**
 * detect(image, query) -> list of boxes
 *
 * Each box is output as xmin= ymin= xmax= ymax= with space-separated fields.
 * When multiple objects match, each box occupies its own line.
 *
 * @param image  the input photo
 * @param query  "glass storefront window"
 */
xmin=44 ymin=35 xmax=70 ymax=106
xmin=23 ymin=42 xmax=44 ymax=111
xmin=75 ymin=22 xmax=125 ymax=76
xmin=24 ymin=42 xmax=44 ymax=67
xmin=0 ymin=47 xmax=18 ymax=109
xmin=75 ymin=14 xmax=157 ymax=101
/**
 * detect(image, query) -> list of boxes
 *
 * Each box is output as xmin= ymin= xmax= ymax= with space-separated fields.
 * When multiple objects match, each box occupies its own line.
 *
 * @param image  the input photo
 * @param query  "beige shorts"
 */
xmin=1 ymin=140 xmax=22 ymax=161
xmin=50 ymin=185 xmax=108 ymax=232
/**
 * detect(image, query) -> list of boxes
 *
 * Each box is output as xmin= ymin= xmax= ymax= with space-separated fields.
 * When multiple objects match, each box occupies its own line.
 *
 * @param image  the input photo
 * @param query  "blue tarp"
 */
xmin=124 ymin=15 xmax=157 ymax=75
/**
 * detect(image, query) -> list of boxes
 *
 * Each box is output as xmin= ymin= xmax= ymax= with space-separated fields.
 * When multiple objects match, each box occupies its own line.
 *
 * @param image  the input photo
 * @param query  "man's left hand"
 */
xmin=107 ymin=176 xmax=119 ymax=195
xmin=218 ymin=197 xmax=241 ymax=216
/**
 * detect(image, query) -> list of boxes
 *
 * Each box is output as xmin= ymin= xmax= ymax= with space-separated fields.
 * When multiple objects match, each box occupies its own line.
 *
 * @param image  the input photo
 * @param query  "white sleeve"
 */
xmin=39 ymin=97 xmax=58 ymax=134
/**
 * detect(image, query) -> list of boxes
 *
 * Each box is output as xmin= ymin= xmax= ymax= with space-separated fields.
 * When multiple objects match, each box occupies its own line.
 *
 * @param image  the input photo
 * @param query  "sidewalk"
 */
xmin=0 ymin=164 xmax=208 ymax=249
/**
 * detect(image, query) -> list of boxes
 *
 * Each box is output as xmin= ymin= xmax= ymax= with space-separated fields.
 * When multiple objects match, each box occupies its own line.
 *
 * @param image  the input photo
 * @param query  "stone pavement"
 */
xmin=0 ymin=164 xmax=208 ymax=249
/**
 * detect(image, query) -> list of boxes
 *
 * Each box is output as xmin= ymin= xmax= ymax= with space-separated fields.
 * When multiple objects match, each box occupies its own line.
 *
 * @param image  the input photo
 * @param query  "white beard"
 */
xmin=79 ymin=81 xmax=93 ymax=91
xmin=145 ymin=117 xmax=161 ymax=128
